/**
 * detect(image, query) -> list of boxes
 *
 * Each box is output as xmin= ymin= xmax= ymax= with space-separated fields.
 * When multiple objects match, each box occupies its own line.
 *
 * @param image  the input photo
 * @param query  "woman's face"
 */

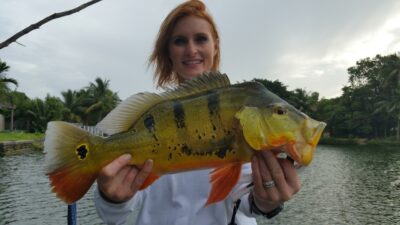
xmin=169 ymin=16 xmax=218 ymax=82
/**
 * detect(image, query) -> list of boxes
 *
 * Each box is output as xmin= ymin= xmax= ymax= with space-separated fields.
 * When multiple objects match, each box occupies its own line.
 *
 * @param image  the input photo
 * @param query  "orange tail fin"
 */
xmin=205 ymin=162 xmax=242 ymax=206
xmin=44 ymin=122 xmax=102 ymax=204
xmin=48 ymin=167 xmax=98 ymax=204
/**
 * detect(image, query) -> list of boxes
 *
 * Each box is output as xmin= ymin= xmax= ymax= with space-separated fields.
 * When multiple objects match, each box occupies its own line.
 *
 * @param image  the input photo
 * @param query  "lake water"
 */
xmin=0 ymin=145 xmax=399 ymax=225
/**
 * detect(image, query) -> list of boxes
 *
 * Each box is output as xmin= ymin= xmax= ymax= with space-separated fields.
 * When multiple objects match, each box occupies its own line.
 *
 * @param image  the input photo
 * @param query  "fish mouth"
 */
xmin=276 ymin=120 xmax=326 ymax=166
xmin=294 ymin=120 xmax=326 ymax=166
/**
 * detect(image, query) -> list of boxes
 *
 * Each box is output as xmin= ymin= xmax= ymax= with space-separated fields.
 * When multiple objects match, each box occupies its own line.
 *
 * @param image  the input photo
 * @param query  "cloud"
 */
xmin=1 ymin=0 xmax=400 ymax=100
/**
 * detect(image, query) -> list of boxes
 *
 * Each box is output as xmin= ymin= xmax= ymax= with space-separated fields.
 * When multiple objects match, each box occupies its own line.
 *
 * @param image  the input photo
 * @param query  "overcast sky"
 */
xmin=1 ymin=0 xmax=400 ymax=100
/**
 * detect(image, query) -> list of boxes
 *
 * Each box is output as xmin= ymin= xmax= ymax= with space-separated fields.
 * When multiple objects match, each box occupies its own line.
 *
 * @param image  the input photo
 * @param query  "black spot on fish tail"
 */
xmin=144 ymin=114 xmax=156 ymax=132
xmin=215 ymin=147 xmax=232 ymax=159
xmin=76 ymin=144 xmax=88 ymax=160
xmin=181 ymin=144 xmax=192 ymax=156
xmin=173 ymin=101 xmax=185 ymax=128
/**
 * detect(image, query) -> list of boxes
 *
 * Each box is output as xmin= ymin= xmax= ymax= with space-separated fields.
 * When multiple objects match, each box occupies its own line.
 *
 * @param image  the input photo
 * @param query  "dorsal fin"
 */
xmin=96 ymin=72 xmax=230 ymax=135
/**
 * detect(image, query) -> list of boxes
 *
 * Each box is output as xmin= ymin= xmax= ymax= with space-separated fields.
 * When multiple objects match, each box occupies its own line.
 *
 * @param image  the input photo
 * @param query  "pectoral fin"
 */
xmin=205 ymin=162 xmax=242 ymax=206
xmin=235 ymin=107 xmax=268 ymax=150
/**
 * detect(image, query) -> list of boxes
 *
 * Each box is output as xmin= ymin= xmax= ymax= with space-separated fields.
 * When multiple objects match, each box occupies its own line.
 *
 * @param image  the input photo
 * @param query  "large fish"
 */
xmin=44 ymin=72 xmax=326 ymax=205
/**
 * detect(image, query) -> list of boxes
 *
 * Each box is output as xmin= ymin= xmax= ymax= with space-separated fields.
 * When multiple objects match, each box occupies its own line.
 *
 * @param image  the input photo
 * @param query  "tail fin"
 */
xmin=44 ymin=121 xmax=101 ymax=204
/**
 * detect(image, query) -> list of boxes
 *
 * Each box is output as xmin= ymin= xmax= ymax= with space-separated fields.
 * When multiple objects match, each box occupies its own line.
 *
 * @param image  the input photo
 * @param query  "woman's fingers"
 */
xmin=100 ymin=154 xmax=132 ymax=177
xmin=260 ymin=151 xmax=293 ymax=201
xmin=279 ymin=158 xmax=301 ymax=194
xmin=130 ymin=159 xmax=154 ymax=191
xmin=251 ymin=150 xmax=300 ymax=212
xmin=256 ymin=153 xmax=281 ymax=202
xmin=97 ymin=154 xmax=154 ymax=203
xmin=251 ymin=155 xmax=264 ymax=196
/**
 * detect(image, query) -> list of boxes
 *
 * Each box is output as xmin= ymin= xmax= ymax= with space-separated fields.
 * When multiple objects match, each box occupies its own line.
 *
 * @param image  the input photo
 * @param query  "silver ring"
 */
xmin=263 ymin=180 xmax=275 ymax=189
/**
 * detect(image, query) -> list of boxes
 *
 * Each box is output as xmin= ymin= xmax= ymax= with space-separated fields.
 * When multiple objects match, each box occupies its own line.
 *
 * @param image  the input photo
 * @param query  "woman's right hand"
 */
xmin=97 ymin=154 xmax=154 ymax=203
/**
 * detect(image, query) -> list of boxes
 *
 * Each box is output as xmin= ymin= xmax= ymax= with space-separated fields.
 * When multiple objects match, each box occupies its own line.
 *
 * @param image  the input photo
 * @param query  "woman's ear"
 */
xmin=214 ymin=38 xmax=219 ymax=56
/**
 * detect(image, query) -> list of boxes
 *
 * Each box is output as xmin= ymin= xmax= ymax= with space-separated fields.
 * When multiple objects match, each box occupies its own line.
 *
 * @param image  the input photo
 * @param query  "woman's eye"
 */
xmin=195 ymin=35 xmax=208 ymax=44
xmin=173 ymin=37 xmax=187 ymax=46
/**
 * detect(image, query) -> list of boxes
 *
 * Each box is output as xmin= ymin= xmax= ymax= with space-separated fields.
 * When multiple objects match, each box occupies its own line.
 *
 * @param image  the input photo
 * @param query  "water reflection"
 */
xmin=0 ymin=146 xmax=399 ymax=225
xmin=0 ymin=150 xmax=103 ymax=225
xmin=264 ymin=145 xmax=400 ymax=225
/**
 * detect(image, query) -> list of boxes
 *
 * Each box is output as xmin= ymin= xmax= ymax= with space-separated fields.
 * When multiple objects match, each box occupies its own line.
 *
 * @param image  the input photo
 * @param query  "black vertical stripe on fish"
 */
xmin=144 ymin=114 xmax=156 ymax=132
xmin=173 ymin=101 xmax=185 ymax=128
xmin=144 ymin=113 xmax=160 ymax=141
xmin=207 ymin=91 xmax=220 ymax=131
xmin=207 ymin=91 xmax=220 ymax=116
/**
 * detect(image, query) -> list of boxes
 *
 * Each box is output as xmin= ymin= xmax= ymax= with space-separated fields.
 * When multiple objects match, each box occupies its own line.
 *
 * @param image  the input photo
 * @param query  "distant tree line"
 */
xmin=254 ymin=53 xmax=400 ymax=140
xmin=0 ymin=53 xmax=399 ymax=140
xmin=0 ymin=59 xmax=120 ymax=132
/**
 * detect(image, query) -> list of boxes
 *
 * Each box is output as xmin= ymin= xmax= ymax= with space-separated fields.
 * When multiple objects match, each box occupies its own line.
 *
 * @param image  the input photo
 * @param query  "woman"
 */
xmin=95 ymin=1 xmax=300 ymax=224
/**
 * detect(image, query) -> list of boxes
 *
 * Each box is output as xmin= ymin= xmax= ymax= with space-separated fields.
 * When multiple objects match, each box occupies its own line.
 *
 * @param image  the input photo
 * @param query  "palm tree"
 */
xmin=0 ymin=59 xmax=18 ymax=130
xmin=373 ymin=54 xmax=400 ymax=140
xmin=61 ymin=89 xmax=84 ymax=122
xmin=61 ymin=77 xmax=120 ymax=125
xmin=85 ymin=77 xmax=120 ymax=125
xmin=0 ymin=59 xmax=18 ymax=94
xmin=27 ymin=96 xmax=65 ymax=132
xmin=375 ymin=87 xmax=400 ymax=140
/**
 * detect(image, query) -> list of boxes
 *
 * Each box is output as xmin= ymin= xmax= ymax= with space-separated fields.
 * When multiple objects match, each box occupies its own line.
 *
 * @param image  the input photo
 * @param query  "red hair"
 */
xmin=149 ymin=0 xmax=220 ymax=88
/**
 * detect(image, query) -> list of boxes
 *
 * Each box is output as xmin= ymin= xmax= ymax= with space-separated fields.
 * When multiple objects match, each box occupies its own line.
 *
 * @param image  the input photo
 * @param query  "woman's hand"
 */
xmin=251 ymin=151 xmax=300 ymax=213
xmin=96 ymin=154 xmax=154 ymax=203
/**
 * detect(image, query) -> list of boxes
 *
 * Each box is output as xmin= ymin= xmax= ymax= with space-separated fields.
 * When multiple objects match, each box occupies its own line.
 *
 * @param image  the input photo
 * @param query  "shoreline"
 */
xmin=0 ymin=135 xmax=398 ymax=157
xmin=319 ymin=137 xmax=400 ymax=146
xmin=0 ymin=139 xmax=44 ymax=156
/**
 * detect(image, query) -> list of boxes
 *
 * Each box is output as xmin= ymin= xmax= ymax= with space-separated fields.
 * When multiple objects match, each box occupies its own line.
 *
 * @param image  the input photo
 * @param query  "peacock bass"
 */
xmin=44 ymin=72 xmax=326 ymax=205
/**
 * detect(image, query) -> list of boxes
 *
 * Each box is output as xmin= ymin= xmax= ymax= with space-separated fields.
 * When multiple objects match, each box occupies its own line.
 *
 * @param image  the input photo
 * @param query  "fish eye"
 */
xmin=273 ymin=106 xmax=287 ymax=115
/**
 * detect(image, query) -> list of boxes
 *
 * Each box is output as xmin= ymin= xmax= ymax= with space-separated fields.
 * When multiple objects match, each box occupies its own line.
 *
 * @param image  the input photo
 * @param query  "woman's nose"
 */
xmin=185 ymin=40 xmax=198 ymax=56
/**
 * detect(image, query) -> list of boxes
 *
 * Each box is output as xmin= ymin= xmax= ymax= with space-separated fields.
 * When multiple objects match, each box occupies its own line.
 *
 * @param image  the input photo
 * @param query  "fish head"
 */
xmin=235 ymin=103 xmax=326 ymax=166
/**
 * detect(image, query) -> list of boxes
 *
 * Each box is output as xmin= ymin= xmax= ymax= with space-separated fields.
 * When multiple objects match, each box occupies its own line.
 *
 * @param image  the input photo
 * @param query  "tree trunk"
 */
xmin=10 ymin=108 xmax=14 ymax=131
xmin=397 ymin=116 xmax=400 ymax=141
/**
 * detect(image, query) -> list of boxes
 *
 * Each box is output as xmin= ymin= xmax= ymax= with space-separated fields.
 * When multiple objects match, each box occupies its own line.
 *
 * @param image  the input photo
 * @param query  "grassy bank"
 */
xmin=320 ymin=136 xmax=400 ymax=146
xmin=0 ymin=131 xmax=44 ymax=142
xmin=0 ymin=131 xmax=45 ymax=151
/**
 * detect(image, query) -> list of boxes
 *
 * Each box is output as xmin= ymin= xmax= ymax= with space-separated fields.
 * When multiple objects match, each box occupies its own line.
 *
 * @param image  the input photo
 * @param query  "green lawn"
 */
xmin=0 ymin=131 xmax=44 ymax=142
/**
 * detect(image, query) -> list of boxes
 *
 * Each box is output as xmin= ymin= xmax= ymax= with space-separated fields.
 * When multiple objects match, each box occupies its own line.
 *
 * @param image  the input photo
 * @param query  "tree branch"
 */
xmin=0 ymin=0 xmax=103 ymax=50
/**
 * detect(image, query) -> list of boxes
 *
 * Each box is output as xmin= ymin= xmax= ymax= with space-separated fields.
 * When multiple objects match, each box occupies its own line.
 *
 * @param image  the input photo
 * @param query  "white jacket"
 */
xmin=94 ymin=163 xmax=258 ymax=225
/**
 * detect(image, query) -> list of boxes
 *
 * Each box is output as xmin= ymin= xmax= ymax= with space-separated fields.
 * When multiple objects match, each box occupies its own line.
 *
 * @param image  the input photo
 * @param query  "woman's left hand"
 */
xmin=251 ymin=150 xmax=301 ymax=213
